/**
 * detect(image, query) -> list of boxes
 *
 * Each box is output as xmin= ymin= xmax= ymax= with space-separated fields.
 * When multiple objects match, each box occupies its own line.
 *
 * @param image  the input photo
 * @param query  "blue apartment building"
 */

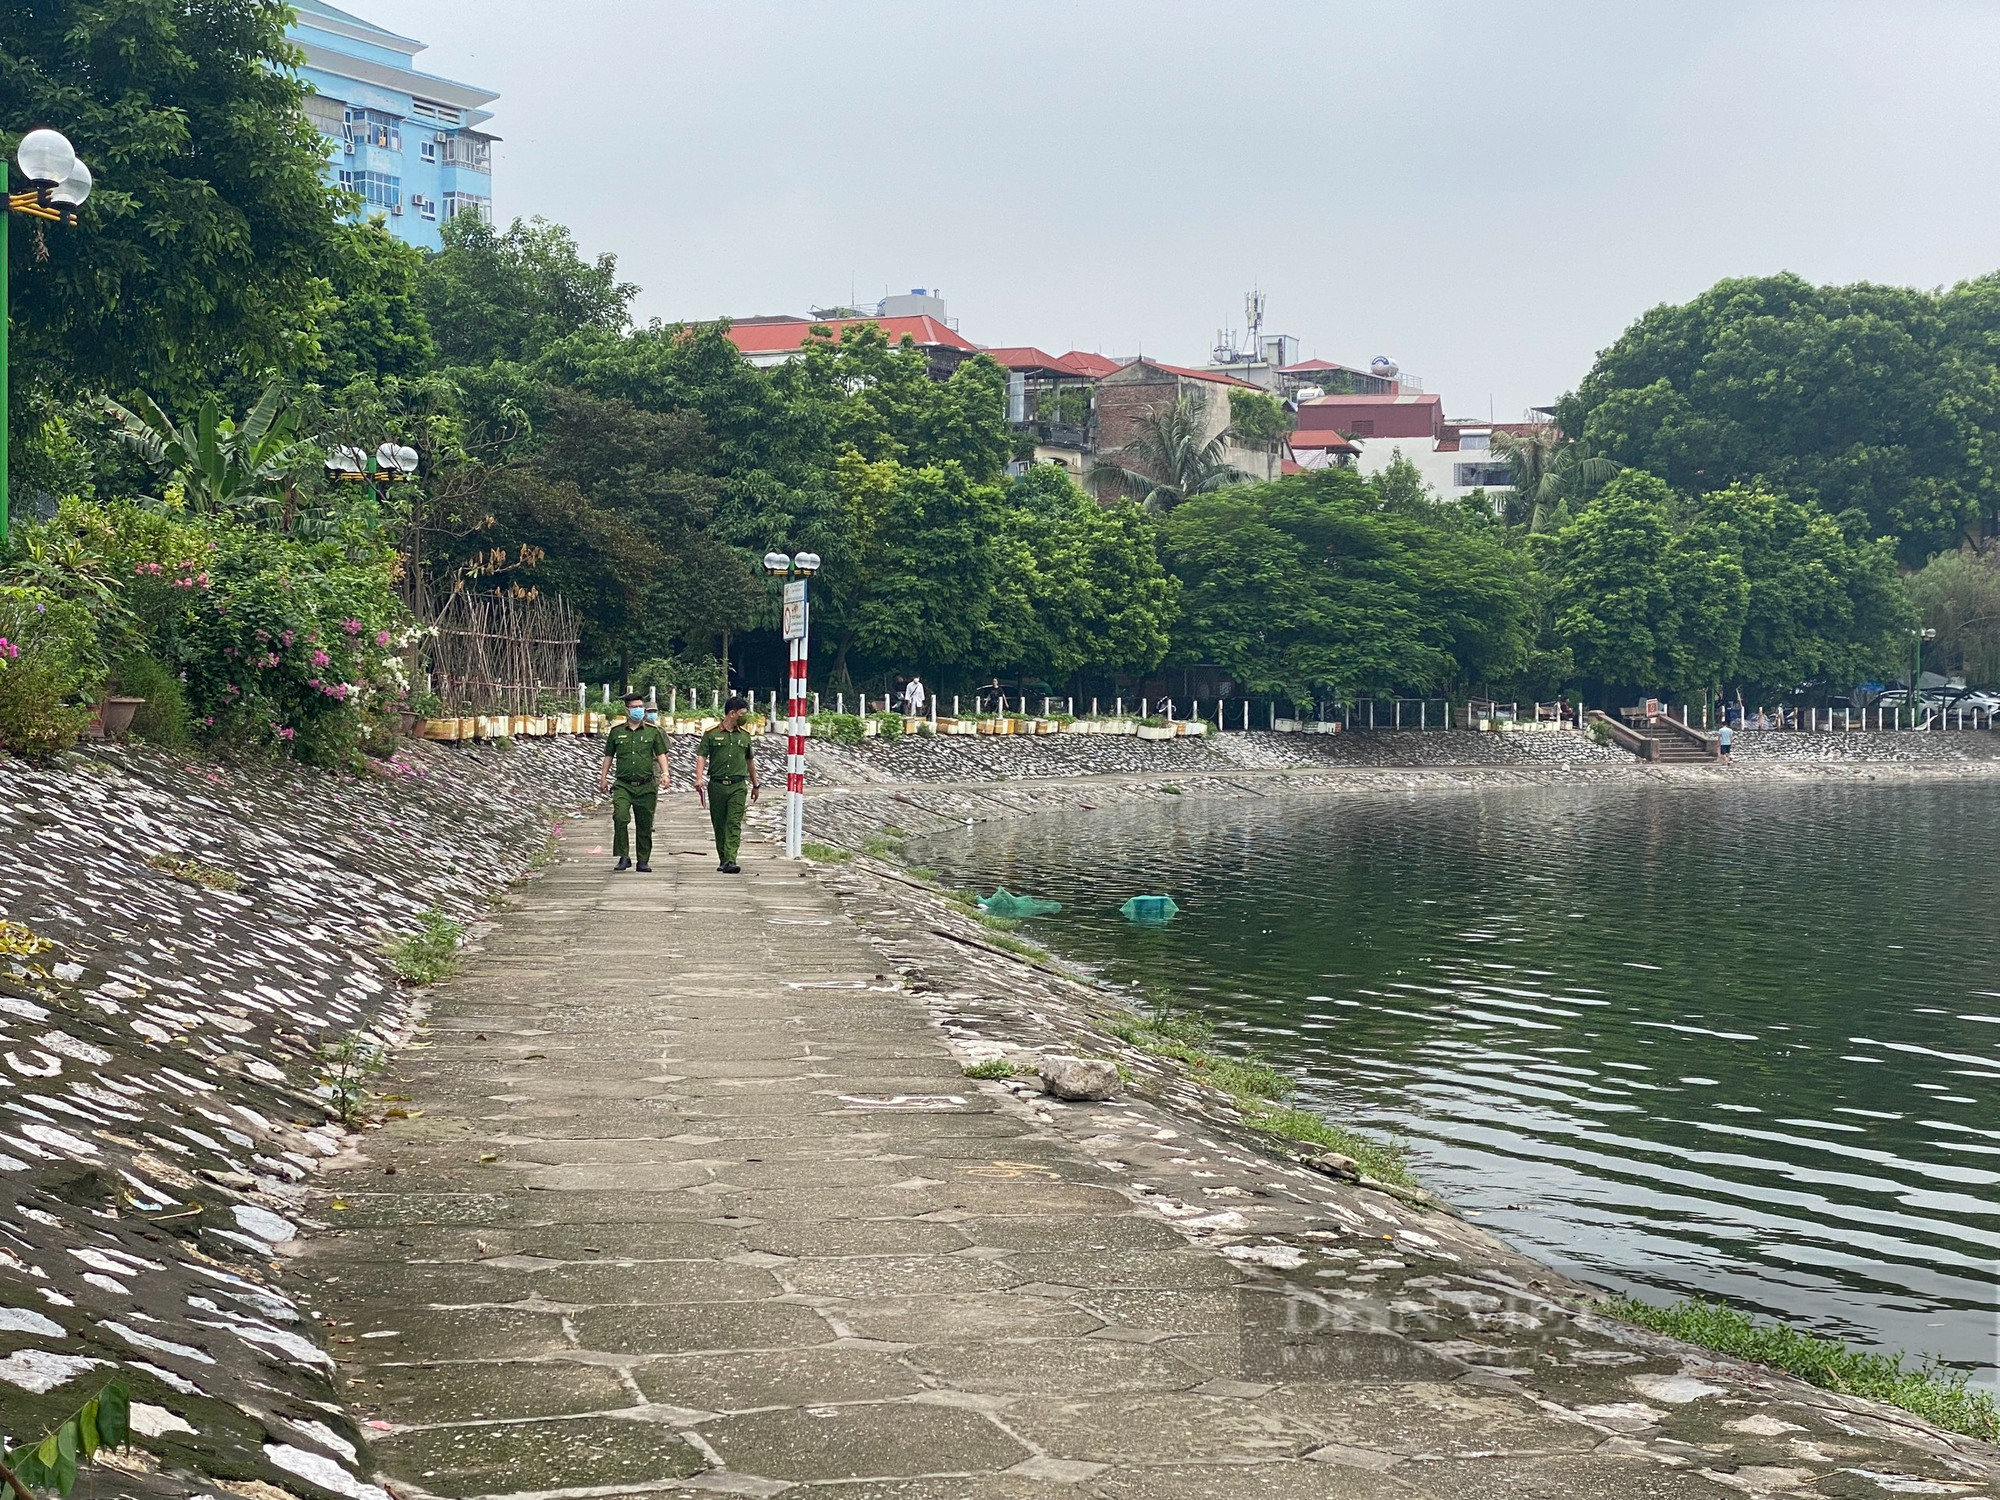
xmin=288 ymin=0 xmax=498 ymax=251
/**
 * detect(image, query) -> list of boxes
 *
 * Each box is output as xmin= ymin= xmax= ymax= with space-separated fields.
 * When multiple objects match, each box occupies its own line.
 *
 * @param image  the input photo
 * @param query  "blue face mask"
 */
xmin=627 ymin=704 xmax=644 ymax=721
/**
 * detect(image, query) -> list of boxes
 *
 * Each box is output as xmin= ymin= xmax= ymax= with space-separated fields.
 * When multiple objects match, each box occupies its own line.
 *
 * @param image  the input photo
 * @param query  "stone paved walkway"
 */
xmin=302 ymin=799 xmax=1998 ymax=1499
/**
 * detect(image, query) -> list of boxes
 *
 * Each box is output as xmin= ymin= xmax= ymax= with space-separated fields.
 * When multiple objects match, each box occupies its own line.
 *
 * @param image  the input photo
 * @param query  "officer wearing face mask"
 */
xmin=601 ymin=693 xmax=671 ymax=871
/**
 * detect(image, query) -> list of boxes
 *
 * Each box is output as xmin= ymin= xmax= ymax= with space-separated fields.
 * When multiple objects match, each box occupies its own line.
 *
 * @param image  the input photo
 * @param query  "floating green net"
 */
xmin=1120 ymin=895 xmax=1180 ymax=923
xmin=979 ymin=887 xmax=1062 ymax=918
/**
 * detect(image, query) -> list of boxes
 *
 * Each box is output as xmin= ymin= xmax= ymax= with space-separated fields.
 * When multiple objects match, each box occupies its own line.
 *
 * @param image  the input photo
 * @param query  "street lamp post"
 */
xmin=3 ymin=128 xmax=95 ymax=542
xmin=1909 ymin=626 xmax=1937 ymax=730
xmin=763 ymin=549 xmax=822 ymax=860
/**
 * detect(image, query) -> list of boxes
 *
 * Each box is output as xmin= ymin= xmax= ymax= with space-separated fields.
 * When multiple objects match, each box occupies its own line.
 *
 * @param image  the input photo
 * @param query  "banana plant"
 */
xmin=102 ymin=382 xmax=317 ymax=518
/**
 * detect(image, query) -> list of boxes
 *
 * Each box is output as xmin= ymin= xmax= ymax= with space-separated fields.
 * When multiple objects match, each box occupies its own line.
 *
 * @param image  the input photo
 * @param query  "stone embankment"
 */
xmin=0 ymin=740 xmax=594 ymax=1499
xmin=1 ymin=729 xmax=1995 ymax=1498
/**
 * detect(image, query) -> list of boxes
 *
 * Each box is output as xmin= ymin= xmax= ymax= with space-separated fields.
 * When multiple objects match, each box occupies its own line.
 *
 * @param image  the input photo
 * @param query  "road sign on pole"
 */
xmin=782 ymin=580 xmax=807 ymax=641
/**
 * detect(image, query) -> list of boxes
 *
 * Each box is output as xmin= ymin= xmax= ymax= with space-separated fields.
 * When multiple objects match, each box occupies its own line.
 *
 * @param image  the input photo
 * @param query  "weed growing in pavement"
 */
xmin=962 ymin=1058 xmax=1033 ymax=1080
xmin=317 ymin=1031 xmax=387 ymax=1127
xmin=801 ymin=842 xmax=853 ymax=862
xmin=1605 ymin=1297 xmax=1998 ymax=1441
xmin=144 ymin=852 xmax=242 ymax=892
xmin=384 ymin=908 xmax=462 ymax=985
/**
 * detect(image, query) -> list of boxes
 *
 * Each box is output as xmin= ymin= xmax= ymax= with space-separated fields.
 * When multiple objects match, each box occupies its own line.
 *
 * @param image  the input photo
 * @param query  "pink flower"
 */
xmin=375 ymin=630 xmax=391 ymax=647
xmin=307 ymin=678 xmax=321 ymax=690
xmin=276 ymin=726 xmax=296 ymax=741
xmin=342 ymin=618 xmax=364 ymax=635
xmin=311 ymin=649 xmax=331 ymax=667
xmin=281 ymin=631 xmax=294 ymax=647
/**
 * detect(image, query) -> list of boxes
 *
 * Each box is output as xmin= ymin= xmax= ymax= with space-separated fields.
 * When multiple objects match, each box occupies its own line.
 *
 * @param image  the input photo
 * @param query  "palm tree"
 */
xmin=103 ymin=381 xmax=315 ymax=518
xmin=1090 ymin=390 xmax=1249 ymax=512
xmin=1491 ymin=427 xmax=1617 ymax=532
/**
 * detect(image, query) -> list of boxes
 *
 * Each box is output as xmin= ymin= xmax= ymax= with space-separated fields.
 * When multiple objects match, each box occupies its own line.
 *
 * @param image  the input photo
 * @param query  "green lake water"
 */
xmin=911 ymin=781 xmax=2000 ymax=1385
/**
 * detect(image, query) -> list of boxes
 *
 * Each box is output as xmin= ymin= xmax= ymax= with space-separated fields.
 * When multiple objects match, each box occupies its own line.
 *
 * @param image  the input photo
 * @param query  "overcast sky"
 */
xmin=375 ymin=0 xmax=2000 ymax=418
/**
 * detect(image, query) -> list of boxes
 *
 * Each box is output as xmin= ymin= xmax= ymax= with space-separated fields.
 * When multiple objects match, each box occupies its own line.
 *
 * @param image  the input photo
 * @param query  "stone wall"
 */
xmin=0 ymin=738 xmax=596 ymax=1498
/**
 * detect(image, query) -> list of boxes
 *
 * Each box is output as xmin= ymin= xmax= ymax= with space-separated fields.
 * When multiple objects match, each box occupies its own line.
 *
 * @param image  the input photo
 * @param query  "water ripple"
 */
xmin=913 ymin=780 xmax=2000 ymax=1384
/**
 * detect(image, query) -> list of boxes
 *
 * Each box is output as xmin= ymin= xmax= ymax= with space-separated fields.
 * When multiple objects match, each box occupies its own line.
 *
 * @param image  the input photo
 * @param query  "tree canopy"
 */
xmin=1556 ymin=273 xmax=2000 ymax=562
xmin=1160 ymin=467 xmax=1529 ymax=700
xmin=0 ymin=0 xmax=347 ymax=404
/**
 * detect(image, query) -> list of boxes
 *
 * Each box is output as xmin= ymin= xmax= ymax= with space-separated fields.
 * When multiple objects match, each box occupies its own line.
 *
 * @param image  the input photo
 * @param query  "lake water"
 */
xmin=911 ymin=781 xmax=2000 ymax=1384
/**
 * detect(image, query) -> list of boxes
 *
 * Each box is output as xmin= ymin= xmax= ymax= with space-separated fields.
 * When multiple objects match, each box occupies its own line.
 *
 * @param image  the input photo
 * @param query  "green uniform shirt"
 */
xmin=698 ymin=726 xmax=755 ymax=782
xmin=604 ymin=721 xmax=670 ymax=783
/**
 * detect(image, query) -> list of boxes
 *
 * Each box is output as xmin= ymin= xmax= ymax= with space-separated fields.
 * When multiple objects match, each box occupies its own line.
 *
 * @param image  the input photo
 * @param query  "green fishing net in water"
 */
xmin=1120 ymin=895 xmax=1180 ymax=923
xmin=979 ymin=887 xmax=1063 ymax=918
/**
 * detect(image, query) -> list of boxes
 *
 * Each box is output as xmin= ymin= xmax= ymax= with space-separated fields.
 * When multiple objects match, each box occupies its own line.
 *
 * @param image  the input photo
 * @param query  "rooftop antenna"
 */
xmin=1245 ymin=287 xmax=1265 ymax=351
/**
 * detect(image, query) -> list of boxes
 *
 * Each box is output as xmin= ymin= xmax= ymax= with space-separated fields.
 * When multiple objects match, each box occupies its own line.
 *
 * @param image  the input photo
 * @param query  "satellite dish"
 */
xmin=1369 ymin=355 xmax=1399 ymax=380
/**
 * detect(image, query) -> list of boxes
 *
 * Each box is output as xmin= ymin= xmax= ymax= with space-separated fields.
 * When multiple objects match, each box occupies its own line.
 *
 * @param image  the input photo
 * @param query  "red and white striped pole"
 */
xmin=768 ymin=551 xmax=820 ymax=861
xmin=786 ymin=594 xmax=808 ymax=860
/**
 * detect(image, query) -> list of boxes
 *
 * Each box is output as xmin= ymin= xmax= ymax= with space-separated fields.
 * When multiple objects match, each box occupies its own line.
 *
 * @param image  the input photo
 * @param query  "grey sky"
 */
xmin=379 ymin=0 xmax=2000 ymax=418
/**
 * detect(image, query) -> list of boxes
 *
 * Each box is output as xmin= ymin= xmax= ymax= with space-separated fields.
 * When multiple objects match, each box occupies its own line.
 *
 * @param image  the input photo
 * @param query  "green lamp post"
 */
xmin=2 ymin=127 xmax=94 ymax=543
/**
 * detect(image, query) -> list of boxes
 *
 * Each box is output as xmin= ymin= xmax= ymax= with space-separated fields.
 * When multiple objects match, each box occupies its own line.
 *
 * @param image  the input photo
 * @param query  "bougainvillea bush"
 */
xmin=0 ymin=585 xmax=105 ymax=757
xmin=177 ymin=528 xmax=406 ymax=763
xmin=3 ymin=498 xmax=409 ymax=765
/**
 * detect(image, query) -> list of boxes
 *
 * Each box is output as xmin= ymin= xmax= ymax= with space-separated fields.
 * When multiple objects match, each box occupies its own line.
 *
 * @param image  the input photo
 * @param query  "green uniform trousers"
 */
xmin=612 ymin=780 xmax=658 ymax=863
xmin=708 ymin=778 xmax=748 ymax=864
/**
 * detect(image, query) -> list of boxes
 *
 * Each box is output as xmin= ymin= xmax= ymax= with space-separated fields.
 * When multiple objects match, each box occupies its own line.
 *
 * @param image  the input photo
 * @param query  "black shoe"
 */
xmin=615 ymin=856 xmax=631 ymax=871
xmin=635 ymin=861 xmax=651 ymax=872
xmin=722 ymin=862 xmax=742 ymax=874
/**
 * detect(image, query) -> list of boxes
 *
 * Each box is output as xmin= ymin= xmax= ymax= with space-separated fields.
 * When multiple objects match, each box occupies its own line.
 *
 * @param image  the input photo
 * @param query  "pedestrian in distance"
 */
xmin=1717 ymin=720 xmax=1733 ymax=761
xmin=903 ymin=675 xmax=926 ymax=717
xmin=601 ymin=693 xmax=671 ymax=872
xmin=696 ymin=696 xmax=760 ymax=874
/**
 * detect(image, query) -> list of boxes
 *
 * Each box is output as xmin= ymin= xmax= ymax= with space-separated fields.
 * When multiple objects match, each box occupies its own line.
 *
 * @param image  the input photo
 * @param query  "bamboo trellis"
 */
xmin=423 ymin=592 xmax=580 ymax=715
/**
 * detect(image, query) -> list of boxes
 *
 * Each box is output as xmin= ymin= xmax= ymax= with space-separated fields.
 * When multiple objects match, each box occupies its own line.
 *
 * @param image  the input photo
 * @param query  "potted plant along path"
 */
xmin=1136 ymin=717 xmax=1176 ymax=741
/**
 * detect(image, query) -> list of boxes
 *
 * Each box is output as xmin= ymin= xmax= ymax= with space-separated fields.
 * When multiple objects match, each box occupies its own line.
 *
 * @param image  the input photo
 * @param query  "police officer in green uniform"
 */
xmin=601 ymin=693 xmax=671 ymax=872
xmin=695 ymin=696 xmax=760 ymax=874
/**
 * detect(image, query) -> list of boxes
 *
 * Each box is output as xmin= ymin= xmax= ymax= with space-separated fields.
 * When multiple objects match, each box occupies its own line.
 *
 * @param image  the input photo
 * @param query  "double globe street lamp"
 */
xmin=2 ymin=128 xmax=95 ymax=541
xmin=325 ymin=442 xmax=421 ymax=489
xmin=763 ymin=550 xmax=822 ymax=860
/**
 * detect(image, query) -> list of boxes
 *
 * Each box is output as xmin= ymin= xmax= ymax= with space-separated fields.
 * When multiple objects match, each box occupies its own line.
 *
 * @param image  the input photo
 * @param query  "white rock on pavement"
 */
xmin=1038 ymin=1055 xmax=1119 ymax=1101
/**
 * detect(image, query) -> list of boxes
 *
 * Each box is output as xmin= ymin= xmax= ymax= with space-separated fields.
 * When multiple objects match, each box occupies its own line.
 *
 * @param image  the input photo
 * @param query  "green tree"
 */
xmin=1226 ymin=389 xmax=1291 ymax=449
xmin=982 ymin=466 xmax=1175 ymax=684
xmin=1092 ymin=390 xmax=1248 ymax=511
xmin=1490 ymin=426 xmax=1617 ymax=532
xmin=419 ymin=216 xmax=637 ymax=368
xmin=1556 ymin=273 xmax=1999 ymax=560
xmin=311 ymin=220 xmax=436 ymax=387
xmin=1909 ymin=548 xmax=2000 ymax=687
xmin=0 ymin=0 xmax=347 ymax=404
xmin=1680 ymin=483 xmax=1906 ymax=699
xmin=1550 ymin=471 xmax=1747 ymax=701
xmin=1160 ymin=467 xmax=1528 ymax=700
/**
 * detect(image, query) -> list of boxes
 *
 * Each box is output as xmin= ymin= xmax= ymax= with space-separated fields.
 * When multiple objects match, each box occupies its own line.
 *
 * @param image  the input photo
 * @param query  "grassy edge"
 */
xmin=1104 ymin=1014 xmax=1415 ymax=1189
xmin=859 ymin=830 xmax=1407 ymax=1185
xmin=383 ymin=908 xmax=463 ymax=985
xmin=1604 ymin=1296 xmax=1998 ymax=1442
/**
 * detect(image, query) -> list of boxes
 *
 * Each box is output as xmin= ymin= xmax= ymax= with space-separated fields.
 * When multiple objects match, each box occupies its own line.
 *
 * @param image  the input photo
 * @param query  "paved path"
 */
xmin=303 ymin=799 xmax=1995 ymax=1499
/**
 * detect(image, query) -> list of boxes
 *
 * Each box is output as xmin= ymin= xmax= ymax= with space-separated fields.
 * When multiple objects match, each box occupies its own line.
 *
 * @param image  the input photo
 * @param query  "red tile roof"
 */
xmin=980 ymin=346 xmax=1072 ymax=374
xmin=1054 ymin=351 xmax=1123 ymax=377
xmin=980 ymin=347 xmax=1126 ymax=379
xmin=1109 ymin=358 xmax=1262 ymax=391
xmin=723 ymin=315 xmax=977 ymax=356
xmin=1286 ymin=432 xmax=1360 ymax=453
xmin=1279 ymin=358 xmax=1348 ymax=374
